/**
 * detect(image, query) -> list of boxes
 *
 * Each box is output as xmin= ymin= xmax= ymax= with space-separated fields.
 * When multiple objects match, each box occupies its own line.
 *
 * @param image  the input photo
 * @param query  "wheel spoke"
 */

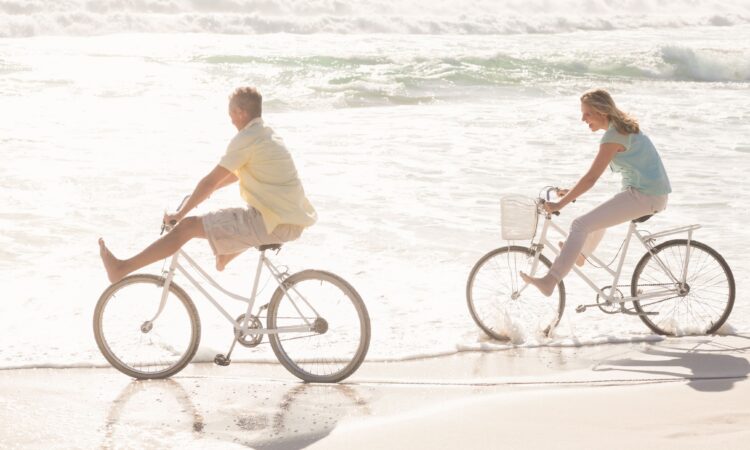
xmin=632 ymin=240 xmax=734 ymax=336
xmin=267 ymin=271 xmax=369 ymax=383
xmin=467 ymin=246 xmax=564 ymax=342
xmin=94 ymin=275 xmax=200 ymax=379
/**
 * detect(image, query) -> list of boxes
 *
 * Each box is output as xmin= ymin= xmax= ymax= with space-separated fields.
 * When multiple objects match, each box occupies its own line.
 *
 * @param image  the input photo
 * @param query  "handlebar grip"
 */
xmin=539 ymin=200 xmax=562 ymax=216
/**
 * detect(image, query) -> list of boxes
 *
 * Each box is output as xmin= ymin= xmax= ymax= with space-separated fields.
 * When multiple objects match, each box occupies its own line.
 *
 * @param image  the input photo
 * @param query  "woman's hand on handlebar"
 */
xmin=555 ymin=188 xmax=569 ymax=198
xmin=542 ymin=200 xmax=563 ymax=215
xmin=539 ymin=186 xmax=575 ymax=216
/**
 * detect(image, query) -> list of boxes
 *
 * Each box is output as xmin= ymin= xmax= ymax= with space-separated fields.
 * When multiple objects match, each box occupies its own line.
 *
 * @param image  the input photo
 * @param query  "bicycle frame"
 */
xmin=148 ymin=248 xmax=318 ymax=336
xmin=523 ymin=210 xmax=701 ymax=305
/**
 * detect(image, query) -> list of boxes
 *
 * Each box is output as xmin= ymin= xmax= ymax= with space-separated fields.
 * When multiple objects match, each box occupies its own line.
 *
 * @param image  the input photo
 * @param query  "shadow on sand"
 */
xmin=594 ymin=336 xmax=750 ymax=392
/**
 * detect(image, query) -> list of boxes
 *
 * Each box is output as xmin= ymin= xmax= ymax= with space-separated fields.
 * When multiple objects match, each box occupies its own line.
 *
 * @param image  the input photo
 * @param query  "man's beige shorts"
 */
xmin=201 ymin=207 xmax=303 ymax=256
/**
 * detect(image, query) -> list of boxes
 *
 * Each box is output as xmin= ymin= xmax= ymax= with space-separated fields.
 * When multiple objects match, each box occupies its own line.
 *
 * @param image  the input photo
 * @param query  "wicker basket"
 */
xmin=500 ymin=195 xmax=538 ymax=240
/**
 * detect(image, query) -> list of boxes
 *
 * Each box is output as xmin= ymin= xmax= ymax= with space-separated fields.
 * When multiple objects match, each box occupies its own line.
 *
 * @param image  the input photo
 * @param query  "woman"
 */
xmin=521 ymin=89 xmax=671 ymax=296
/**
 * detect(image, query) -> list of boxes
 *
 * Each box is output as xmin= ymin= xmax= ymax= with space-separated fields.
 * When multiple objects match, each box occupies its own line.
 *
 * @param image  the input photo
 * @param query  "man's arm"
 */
xmin=168 ymin=165 xmax=235 ymax=222
xmin=215 ymin=171 xmax=239 ymax=190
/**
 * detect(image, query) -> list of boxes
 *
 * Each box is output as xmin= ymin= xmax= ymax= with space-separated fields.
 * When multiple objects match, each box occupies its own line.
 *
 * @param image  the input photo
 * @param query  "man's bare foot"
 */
xmin=99 ymin=238 xmax=127 ymax=284
xmin=519 ymin=271 xmax=557 ymax=297
xmin=558 ymin=241 xmax=585 ymax=267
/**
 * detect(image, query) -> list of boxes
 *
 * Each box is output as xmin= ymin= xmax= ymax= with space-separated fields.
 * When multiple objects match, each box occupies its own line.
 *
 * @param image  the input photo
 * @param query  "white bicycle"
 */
xmin=467 ymin=187 xmax=735 ymax=339
xmin=94 ymin=215 xmax=371 ymax=383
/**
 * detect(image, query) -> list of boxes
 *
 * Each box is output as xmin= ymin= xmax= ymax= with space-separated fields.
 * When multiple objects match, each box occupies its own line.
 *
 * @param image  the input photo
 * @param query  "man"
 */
xmin=99 ymin=87 xmax=317 ymax=284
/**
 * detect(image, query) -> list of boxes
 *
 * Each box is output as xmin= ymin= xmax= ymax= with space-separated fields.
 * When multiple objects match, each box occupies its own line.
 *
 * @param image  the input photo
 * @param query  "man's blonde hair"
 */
xmin=229 ymin=87 xmax=262 ymax=118
xmin=580 ymin=89 xmax=639 ymax=134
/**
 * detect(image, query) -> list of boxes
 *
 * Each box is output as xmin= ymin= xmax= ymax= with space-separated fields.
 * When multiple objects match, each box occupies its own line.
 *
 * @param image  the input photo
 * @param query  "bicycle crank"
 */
xmin=235 ymin=313 xmax=263 ymax=348
xmin=596 ymin=286 xmax=624 ymax=314
xmin=215 ymin=334 xmax=240 ymax=367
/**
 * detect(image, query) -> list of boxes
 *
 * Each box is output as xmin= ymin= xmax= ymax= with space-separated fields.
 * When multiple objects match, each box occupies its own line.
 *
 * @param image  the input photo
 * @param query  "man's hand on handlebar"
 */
xmin=160 ymin=195 xmax=191 ymax=235
xmin=161 ymin=211 xmax=182 ymax=235
xmin=163 ymin=212 xmax=182 ymax=227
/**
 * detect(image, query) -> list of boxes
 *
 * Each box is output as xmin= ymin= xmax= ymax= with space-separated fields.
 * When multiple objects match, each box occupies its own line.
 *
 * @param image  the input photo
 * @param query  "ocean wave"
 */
xmin=194 ymin=47 xmax=750 ymax=103
xmin=1 ymin=0 xmax=749 ymax=37
xmin=659 ymin=46 xmax=750 ymax=82
xmin=188 ymin=47 xmax=750 ymax=108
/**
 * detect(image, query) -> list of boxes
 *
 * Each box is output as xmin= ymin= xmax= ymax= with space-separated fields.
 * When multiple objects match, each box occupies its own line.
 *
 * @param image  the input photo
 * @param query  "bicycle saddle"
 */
xmin=258 ymin=244 xmax=282 ymax=252
xmin=632 ymin=214 xmax=653 ymax=223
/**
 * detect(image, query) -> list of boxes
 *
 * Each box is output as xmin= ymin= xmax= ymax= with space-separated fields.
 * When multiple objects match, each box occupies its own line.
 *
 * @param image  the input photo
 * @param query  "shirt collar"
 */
xmin=243 ymin=117 xmax=263 ymax=130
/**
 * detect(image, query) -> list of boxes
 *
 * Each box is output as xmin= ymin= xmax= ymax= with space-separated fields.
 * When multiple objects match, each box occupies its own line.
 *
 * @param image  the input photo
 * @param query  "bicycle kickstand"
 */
xmin=214 ymin=338 xmax=239 ymax=366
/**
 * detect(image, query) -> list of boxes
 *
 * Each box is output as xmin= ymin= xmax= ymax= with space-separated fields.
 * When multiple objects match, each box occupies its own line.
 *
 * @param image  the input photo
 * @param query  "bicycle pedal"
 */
xmin=214 ymin=354 xmax=231 ymax=366
xmin=575 ymin=305 xmax=587 ymax=313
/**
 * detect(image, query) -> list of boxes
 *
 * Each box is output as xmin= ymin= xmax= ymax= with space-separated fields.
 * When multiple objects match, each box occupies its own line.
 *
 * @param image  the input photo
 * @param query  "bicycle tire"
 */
xmin=466 ymin=246 xmax=565 ymax=341
xmin=93 ymin=274 xmax=201 ymax=379
xmin=631 ymin=239 xmax=735 ymax=335
xmin=267 ymin=270 xmax=370 ymax=383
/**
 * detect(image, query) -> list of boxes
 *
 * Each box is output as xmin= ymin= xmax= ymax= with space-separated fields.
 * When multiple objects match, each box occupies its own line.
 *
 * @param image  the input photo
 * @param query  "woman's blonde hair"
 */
xmin=580 ymin=89 xmax=639 ymax=134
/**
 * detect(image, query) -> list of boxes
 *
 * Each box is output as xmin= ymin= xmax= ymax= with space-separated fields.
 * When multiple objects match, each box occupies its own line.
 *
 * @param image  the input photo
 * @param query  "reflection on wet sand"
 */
xmin=103 ymin=379 xmax=205 ymax=449
xmin=103 ymin=378 xmax=371 ymax=449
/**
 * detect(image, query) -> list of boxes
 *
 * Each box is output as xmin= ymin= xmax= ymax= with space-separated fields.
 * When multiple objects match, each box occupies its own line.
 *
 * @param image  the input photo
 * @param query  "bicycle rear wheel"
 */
xmin=466 ymin=246 xmax=565 ymax=341
xmin=93 ymin=274 xmax=201 ymax=379
xmin=631 ymin=239 xmax=735 ymax=335
xmin=267 ymin=270 xmax=370 ymax=383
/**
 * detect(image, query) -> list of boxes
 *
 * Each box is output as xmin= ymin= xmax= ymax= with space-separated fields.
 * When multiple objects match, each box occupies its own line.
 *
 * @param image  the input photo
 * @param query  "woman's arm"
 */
xmin=546 ymin=142 xmax=623 ymax=213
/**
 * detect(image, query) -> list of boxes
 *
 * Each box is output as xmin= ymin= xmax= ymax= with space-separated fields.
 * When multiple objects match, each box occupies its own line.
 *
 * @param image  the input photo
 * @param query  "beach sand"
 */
xmin=2 ymin=334 xmax=749 ymax=449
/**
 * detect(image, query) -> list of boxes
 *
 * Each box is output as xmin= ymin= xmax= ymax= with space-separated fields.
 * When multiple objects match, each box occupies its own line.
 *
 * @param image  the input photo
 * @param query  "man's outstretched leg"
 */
xmin=99 ymin=217 xmax=206 ymax=284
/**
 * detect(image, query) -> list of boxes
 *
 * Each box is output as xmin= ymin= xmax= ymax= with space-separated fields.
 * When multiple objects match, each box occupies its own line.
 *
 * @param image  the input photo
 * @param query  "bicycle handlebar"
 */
xmin=537 ymin=185 xmax=576 ymax=217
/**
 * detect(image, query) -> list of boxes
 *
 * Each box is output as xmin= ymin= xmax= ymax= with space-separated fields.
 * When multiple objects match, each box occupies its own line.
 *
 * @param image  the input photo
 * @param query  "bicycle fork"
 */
xmin=139 ymin=252 xmax=182 ymax=335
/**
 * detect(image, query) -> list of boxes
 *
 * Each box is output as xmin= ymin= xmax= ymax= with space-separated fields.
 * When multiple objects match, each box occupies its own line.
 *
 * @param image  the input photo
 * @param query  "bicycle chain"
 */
xmin=607 ymin=282 xmax=682 ymax=307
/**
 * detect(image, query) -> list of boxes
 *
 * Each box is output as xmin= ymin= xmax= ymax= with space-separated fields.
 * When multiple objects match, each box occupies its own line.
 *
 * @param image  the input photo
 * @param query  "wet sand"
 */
xmin=1 ymin=335 xmax=749 ymax=449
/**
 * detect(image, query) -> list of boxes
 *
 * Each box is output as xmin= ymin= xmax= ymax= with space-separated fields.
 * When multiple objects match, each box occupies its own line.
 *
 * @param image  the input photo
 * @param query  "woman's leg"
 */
xmin=559 ymin=229 xmax=604 ymax=267
xmin=99 ymin=217 xmax=206 ymax=283
xmin=522 ymin=189 xmax=655 ymax=296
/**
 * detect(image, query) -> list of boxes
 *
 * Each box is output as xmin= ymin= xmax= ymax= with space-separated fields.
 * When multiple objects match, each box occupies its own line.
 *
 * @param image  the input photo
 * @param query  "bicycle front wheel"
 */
xmin=93 ymin=274 xmax=201 ymax=379
xmin=267 ymin=270 xmax=370 ymax=383
xmin=631 ymin=239 xmax=735 ymax=335
xmin=466 ymin=246 xmax=565 ymax=341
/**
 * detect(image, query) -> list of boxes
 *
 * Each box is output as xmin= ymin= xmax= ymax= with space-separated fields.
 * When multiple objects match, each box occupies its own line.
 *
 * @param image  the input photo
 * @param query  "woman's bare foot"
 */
xmin=215 ymin=252 xmax=241 ymax=271
xmin=558 ymin=241 xmax=586 ymax=267
xmin=519 ymin=271 xmax=557 ymax=297
xmin=98 ymin=238 xmax=127 ymax=284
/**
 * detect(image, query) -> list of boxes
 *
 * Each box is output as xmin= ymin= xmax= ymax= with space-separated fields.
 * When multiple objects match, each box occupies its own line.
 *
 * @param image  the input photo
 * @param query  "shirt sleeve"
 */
xmin=600 ymin=128 xmax=630 ymax=149
xmin=219 ymin=136 xmax=252 ymax=171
